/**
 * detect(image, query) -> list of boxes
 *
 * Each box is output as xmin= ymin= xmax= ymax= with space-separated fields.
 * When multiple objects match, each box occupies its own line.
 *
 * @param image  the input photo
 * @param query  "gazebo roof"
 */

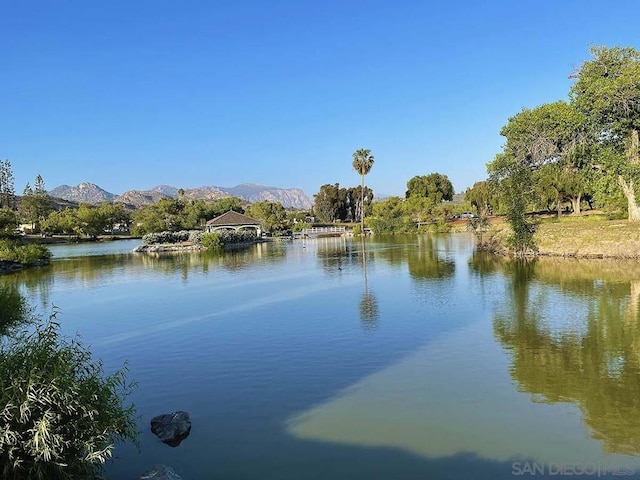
xmin=205 ymin=210 xmax=261 ymax=226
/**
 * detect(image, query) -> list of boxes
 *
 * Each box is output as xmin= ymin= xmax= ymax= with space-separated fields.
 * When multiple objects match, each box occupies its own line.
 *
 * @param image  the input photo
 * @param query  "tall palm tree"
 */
xmin=352 ymin=148 xmax=374 ymax=234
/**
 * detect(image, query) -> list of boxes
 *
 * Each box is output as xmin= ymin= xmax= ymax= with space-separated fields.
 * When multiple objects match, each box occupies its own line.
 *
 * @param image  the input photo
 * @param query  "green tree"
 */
xmin=465 ymin=181 xmax=496 ymax=217
xmin=0 ymin=160 xmax=16 ymax=209
xmin=313 ymin=183 xmax=343 ymax=223
xmin=369 ymin=196 xmax=411 ymax=233
xmin=404 ymin=195 xmax=434 ymax=224
xmin=488 ymin=101 xmax=586 ymax=253
xmin=488 ymin=154 xmax=537 ymax=255
xmin=352 ymin=148 xmax=375 ymax=233
xmin=533 ymin=163 xmax=568 ymax=215
xmin=20 ymin=175 xmax=53 ymax=232
xmin=245 ymin=201 xmax=289 ymax=234
xmin=207 ymin=197 xmax=245 ymax=217
xmin=33 ymin=174 xmax=46 ymax=195
xmin=0 ymin=208 xmax=19 ymax=236
xmin=347 ymin=185 xmax=373 ymax=223
xmin=132 ymin=199 xmax=186 ymax=234
xmin=41 ymin=209 xmax=78 ymax=236
xmin=405 ymin=173 xmax=454 ymax=203
xmin=570 ymin=46 xmax=640 ymax=221
xmin=75 ymin=203 xmax=108 ymax=239
xmin=132 ymin=204 xmax=165 ymax=235
xmin=98 ymin=202 xmax=132 ymax=233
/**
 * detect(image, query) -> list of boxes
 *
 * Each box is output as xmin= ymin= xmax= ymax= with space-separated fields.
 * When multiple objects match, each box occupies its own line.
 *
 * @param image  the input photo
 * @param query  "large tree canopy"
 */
xmin=498 ymin=101 xmax=585 ymax=169
xmin=405 ymin=173 xmax=454 ymax=203
xmin=490 ymin=101 xmax=589 ymax=219
xmin=313 ymin=183 xmax=373 ymax=223
xmin=570 ymin=46 xmax=640 ymax=220
xmin=245 ymin=201 xmax=289 ymax=234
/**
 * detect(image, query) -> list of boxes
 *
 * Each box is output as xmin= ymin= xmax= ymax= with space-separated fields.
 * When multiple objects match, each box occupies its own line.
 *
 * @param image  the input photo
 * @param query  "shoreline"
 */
xmin=485 ymin=218 xmax=640 ymax=259
xmin=24 ymin=235 xmax=141 ymax=245
xmin=132 ymin=238 xmax=268 ymax=253
xmin=0 ymin=259 xmax=50 ymax=275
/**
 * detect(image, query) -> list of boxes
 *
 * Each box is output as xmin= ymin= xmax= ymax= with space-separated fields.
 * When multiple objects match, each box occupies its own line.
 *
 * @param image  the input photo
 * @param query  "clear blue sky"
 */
xmin=2 ymin=0 xmax=639 ymax=199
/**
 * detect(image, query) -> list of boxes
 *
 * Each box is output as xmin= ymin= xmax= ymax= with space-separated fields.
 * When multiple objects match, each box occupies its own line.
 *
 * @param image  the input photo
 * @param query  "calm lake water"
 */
xmin=4 ymin=234 xmax=640 ymax=479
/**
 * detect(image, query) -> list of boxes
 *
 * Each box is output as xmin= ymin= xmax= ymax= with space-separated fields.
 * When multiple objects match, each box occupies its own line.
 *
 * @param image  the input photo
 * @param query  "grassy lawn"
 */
xmin=534 ymin=216 xmax=640 ymax=258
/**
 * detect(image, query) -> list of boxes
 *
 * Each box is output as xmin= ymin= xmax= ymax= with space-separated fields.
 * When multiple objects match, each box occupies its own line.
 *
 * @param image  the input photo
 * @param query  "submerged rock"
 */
xmin=139 ymin=464 xmax=183 ymax=480
xmin=150 ymin=411 xmax=191 ymax=447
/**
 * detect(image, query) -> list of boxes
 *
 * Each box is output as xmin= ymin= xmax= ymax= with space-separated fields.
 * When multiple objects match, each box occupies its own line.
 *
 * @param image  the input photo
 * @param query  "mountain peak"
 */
xmin=49 ymin=182 xmax=116 ymax=204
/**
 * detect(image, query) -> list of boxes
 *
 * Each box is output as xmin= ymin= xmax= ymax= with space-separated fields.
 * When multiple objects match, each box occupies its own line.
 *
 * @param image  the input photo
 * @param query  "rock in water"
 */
xmin=150 ymin=411 xmax=191 ymax=447
xmin=139 ymin=464 xmax=183 ymax=480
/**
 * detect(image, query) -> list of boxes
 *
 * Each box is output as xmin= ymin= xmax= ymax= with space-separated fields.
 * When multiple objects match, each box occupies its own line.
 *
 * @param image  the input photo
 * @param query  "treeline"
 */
xmin=0 ymin=161 xmax=304 ymax=238
xmin=43 ymin=197 xmax=296 ymax=238
xmin=470 ymin=45 xmax=640 ymax=254
xmin=311 ymin=173 xmax=472 ymax=234
xmin=133 ymin=197 xmax=294 ymax=236
xmin=0 ymin=167 xmax=52 ymax=265
xmin=370 ymin=173 xmax=460 ymax=233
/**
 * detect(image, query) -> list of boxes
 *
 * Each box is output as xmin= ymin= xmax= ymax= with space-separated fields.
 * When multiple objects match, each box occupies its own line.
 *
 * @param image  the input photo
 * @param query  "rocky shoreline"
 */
xmin=132 ymin=239 xmax=268 ymax=253
xmin=132 ymin=243 xmax=205 ymax=253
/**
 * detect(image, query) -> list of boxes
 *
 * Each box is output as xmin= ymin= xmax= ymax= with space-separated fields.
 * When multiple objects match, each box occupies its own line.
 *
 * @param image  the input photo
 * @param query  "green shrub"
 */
xmin=0 ymin=313 xmax=138 ymax=480
xmin=200 ymin=232 xmax=222 ymax=250
xmin=16 ymin=244 xmax=51 ymax=265
xmin=428 ymin=219 xmax=450 ymax=233
xmin=0 ymin=240 xmax=51 ymax=265
xmin=214 ymin=230 xmax=257 ymax=244
xmin=142 ymin=230 xmax=196 ymax=245
xmin=141 ymin=229 xmax=257 ymax=248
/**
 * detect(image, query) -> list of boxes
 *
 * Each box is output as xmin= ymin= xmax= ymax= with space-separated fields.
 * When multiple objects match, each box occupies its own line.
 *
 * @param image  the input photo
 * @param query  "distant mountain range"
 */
xmin=48 ymin=182 xmax=313 ymax=209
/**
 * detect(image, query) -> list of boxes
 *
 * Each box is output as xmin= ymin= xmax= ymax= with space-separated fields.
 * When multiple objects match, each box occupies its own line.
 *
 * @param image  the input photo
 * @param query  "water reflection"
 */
xmin=0 ymin=243 xmax=287 ymax=305
xmin=10 ymin=235 xmax=640 ymax=478
xmin=372 ymin=235 xmax=456 ymax=280
xmin=0 ymin=284 xmax=31 ymax=335
xmin=494 ymin=258 xmax=640 ymax=455
xmin=313 ymin=237 xmax=380 ymax=330
xmin=315 ymin=237 xmax=360 ymax=272
xmin=359 ymin=238 xmax=379 ymax=331
xmin=407 ymin=236 xmax=456 ymax=280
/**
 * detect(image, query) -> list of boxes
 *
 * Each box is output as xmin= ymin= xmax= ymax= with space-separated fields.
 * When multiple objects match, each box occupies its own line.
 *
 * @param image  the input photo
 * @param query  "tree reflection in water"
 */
xmin=359 ymin=237 xmax=379 ymax=331
xmin=492 ymin=257 xmax=640 ymax=455
xmin=0 ymin=284 xmax=31 ymax=335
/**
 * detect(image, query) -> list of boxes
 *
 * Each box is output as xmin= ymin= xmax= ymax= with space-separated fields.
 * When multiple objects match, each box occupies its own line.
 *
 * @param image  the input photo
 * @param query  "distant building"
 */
xmin=18 ymin=224 xmax=35 ymax=234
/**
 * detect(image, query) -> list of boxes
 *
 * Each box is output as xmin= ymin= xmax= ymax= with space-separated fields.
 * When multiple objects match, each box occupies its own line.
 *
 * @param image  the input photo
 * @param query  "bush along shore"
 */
xmin=0 ymin=288 xmax=138 ymax=480
xmin=0 ymin=239 xmax=52 ymax=274
xmin=132 ymin=229 xmax=263 ymax=253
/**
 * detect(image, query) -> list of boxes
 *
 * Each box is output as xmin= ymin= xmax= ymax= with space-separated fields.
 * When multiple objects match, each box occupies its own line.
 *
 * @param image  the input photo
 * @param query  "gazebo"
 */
xmin=205 ymin=211 xmax=262 ymax=237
